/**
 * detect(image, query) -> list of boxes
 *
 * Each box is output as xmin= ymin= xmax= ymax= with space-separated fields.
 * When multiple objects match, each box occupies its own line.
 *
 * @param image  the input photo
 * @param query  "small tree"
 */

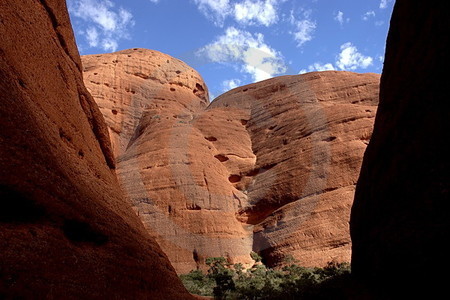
xmin=206 ymin=257 xmax=236 ymax=299
xmin=250 ymin=251 xmax=262 ymax=262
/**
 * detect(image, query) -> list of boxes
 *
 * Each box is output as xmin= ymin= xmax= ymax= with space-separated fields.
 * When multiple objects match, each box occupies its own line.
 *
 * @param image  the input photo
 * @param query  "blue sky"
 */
xmin=68 ymin=0 xmax=395 ymax=99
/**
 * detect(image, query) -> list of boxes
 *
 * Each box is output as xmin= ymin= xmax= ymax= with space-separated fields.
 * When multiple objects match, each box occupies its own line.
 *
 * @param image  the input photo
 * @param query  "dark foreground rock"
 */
xmin=0 ymin=0 xmax=192 ymax=298
xmin=351 ymin=0 xmax=450 ymax=297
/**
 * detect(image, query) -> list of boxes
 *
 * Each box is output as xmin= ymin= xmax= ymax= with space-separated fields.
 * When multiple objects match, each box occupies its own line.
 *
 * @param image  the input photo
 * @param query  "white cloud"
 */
xmin=234 ymin=0 xmax=280 ymax=26
xmin=362 ymin=11 xmax=376 ymax=21
xmin=194 ymin=0 xmax=285 ymax=27
xmin=68 ymin=0 xmax=134 ymax=52
xmin=379 ymin=0 xmax=392 ymax=9
xmin=299 ymin=62 xmax=335 ymax=74
xmin=336 ymin=42 xmax=373 ymax=71
xmin=86 ymin=27 xmax=99 ymax=47
xmin=300 ymin=42 xmax=373 ymax=73
xmin=334 ymin=11 xmax=349 ymax=25
xmin=375 ymin=20 xmax=385 ymax=26
xmin=289 ymin=10 xmax=316 ymax=47
xmin=222 ymin=79 xmax=241 ymax=91
xmin=334 ymin=11 xmax=344 ymax=25
xmin=197 ymin=27 xmax=286 ymax=82
xmin=149 ymin=0 xmax=160 ymax=3
xmin=193 ymin=0 xmax=232 ymax=26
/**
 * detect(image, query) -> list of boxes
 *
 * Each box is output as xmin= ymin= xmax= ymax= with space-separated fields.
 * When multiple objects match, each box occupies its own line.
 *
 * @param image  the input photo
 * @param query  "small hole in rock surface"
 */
xmin=228 ymin=175 xmax=241 ymax=183
xmin=214 ymin=154 xmax=229 ymax=162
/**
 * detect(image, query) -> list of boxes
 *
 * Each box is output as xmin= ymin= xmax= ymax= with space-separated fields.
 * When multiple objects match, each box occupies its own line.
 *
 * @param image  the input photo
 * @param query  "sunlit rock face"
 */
xmin=0 ymin=2 xmax=192 ymax=299
xmin=83 ymin=50 xmax=379 ymax=273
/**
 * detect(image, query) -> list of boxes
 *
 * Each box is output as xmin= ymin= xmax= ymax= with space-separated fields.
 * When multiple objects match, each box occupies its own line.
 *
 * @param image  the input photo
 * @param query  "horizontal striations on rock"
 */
xmin=83 ymin=49 xmax=255 ymax=274
xmin=82 ymin=48 xmax=209 ymax=158
xmin=84 ymin=49 xmax=380 ymax=273
xmin=212 ymin=72 xmax=380 ymax=267
xmin=0 ymin=1 xmax=192 ymax=299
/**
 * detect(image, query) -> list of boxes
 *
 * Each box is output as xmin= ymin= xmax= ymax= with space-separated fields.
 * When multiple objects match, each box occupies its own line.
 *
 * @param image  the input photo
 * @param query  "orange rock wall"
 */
xmin=83 ymin=49 xmax=379 ymax=273
xmin=0 ymin=1 xmax=191 ymax=298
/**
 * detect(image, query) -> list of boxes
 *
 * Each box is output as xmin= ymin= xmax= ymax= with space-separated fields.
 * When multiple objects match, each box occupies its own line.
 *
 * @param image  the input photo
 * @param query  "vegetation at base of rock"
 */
xmin=180 ymin=255 xmax=351 ymax=299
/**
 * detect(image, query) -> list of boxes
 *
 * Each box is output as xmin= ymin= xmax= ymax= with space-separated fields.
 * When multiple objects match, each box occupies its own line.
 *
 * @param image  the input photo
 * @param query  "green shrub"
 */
xmin=180 ymin=254 xmax=351 ymax=299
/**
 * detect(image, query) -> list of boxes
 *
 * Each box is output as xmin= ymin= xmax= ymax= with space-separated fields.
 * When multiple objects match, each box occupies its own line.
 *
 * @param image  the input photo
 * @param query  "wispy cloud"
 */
xmin=299 ymin=42 xmax=373 ymax=73
xmin=68 ymin=0 xmax=134 ymax=52
xmin=193 ymin=0 xmax=232 ymax=27
xmin=234 ymin=0 xmax=282 ymax=27
xmin=336 ymin=42 xmax=373 ymax=70
xmin=289 ymin=10 xmax=316 ymax=47
xmin=379 ymin=0 xmax=392 ymax=9
xmin=334 ymin=11 xmax=349 ymax=26
xmin=299 ymin=62 xmax=335 ymax=74
xmin=193 ymin=0 xmax=286 ymax=27
xmin=362 ymin=11 xmax=376 ymax=21
xmin=222 ymin=79 xmax=242 ymax=91
xmin=148 ymin=0 xmax=160 ymax=3
xmin=197 ymin=27 xmax=286 ymax=82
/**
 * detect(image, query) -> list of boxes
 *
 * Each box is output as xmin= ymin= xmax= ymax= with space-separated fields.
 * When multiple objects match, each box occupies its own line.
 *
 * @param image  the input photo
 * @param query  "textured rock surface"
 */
xmin=213 ymin=72 xmax=380 ymax=268
xmin=83 ymin=50 xmax=379 ymax=273
xmin=0 ymin=1 xmax=191 ymax=299
xmin=350 ymin=0 xmax=450 ymax=297
xmin=82 ymin=49 xmax=209 ymax=157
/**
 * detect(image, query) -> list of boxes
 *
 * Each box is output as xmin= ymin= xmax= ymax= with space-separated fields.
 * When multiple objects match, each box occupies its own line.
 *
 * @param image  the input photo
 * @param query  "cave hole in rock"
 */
xmin=214 ymin=154 xmax=229 ymax=162
xmin=193 ymin=83 xmax=206 ymax=99
xmin=322 ymin=136 xmax=337 ymax=142
xmin=228 ymin=174 xmax=242 ymax=183
xmin=204 ymin=136 xmax=217 ymax=142
xmin=111 ymin=109 xmax=118 ymax=115
xmin=0 ymin=185 xmax=46 ymax=223
xmin=62 ymin=219 xmax=109 ymax=246
xmin=193 ymin=249 xmax=200 ymax=263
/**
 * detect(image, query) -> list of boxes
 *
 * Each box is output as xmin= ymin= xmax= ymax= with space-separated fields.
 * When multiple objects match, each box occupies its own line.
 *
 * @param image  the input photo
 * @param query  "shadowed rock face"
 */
xmin=0 ymin=1 xmax=191 ymax=299
xmin=83 ymin=48 xmax=380 ymax=274
xmin=351 ymin=0 xmax=450 ymax=297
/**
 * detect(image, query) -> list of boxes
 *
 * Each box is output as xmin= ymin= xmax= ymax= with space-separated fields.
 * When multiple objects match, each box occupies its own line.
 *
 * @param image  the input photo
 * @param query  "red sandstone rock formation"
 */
xmin=351 ymin=1 xmax=450 ymax=298
xmin=83 ymin=48 xmax=380 ymax=273
xmin=212 ymin=72 xmax=380 ymax=268
xmin=0 ymin=1 xmax=191 ymax=298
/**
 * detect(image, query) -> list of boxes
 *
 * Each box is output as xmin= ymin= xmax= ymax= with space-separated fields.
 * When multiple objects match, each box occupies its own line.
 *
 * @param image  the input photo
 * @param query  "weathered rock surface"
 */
xmin=0 ymin=1 xmax=191 ymax=298
xmin=83 ymin=49 xmax=379 ymax=273
xmin=82 ymin=49 xmax=209 ymax=157
xmin=351 ymin=0 xmax=450 ymax=297
xmin=213 ymin=72 xmax=380 ymax=268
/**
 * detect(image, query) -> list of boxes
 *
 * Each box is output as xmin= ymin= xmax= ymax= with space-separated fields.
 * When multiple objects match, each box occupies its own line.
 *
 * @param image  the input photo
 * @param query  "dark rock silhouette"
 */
xmin=351 ymin=0 xmax=450 ymax=297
